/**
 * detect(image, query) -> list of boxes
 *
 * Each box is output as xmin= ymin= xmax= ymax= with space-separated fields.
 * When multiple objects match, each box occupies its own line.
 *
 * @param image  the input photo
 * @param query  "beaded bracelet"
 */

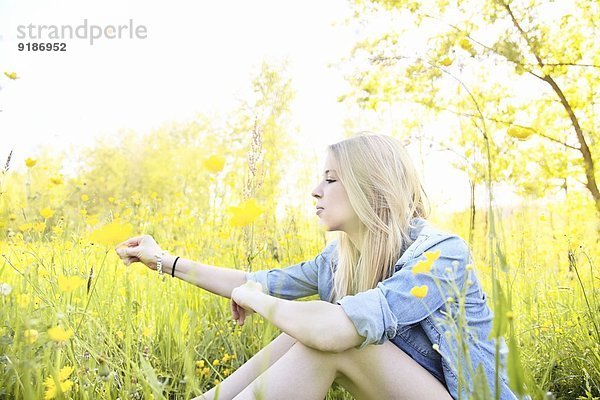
xmin=155 ymin=250 xmax=168 ymax=281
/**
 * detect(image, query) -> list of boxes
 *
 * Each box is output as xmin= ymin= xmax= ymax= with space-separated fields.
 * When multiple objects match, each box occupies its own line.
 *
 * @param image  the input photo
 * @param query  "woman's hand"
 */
xmin=114 ymin=235 xmax=163 ymax=270
xmin=231 ymin=281 xmax=263 ymax=326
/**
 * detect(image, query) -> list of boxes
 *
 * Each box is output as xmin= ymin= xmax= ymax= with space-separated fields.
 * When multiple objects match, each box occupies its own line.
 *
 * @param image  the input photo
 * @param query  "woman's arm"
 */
xmin=160 ymin=254 xmax=247 ymax=298
xmin=115 ymin=235 xmax=247 ymax=299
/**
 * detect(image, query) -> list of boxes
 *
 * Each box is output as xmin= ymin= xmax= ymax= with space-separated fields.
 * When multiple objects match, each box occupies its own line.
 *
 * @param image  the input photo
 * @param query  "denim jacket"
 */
xmin=246 ymin=218 xmax=523 ymax=400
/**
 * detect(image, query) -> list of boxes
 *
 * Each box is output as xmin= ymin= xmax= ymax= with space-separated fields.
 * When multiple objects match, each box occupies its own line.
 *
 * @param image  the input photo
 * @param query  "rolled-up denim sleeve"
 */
xmin=336 ymin=235 xmax=469 ymax=349
xmin=246 ymin=241 xmax=337 ymax=300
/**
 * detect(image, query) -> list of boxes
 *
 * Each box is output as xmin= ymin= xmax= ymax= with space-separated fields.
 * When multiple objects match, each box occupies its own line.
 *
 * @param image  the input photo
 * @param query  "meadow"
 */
xmin=0 ymin=128 xmax=599 ymax=400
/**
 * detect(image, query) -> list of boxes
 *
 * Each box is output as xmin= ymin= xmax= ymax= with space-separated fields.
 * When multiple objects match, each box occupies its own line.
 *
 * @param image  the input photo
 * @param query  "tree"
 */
xmin=338 ymin=0 xmax=600 ymax=232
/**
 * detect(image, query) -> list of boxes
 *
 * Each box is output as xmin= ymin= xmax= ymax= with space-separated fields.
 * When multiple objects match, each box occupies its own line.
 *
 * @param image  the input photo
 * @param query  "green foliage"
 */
xmin=340 ymin=0 xmax=600 ymax=224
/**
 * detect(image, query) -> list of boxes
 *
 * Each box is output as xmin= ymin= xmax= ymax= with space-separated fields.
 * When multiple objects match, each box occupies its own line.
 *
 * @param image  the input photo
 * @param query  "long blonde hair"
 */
xmin=327 ymin=132 xmax=430 ymax=303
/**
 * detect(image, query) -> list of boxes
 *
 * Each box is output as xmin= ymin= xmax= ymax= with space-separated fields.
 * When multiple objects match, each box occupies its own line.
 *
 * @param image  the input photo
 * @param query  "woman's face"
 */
xmin=311 ymin=153 xmax=360 ymax=237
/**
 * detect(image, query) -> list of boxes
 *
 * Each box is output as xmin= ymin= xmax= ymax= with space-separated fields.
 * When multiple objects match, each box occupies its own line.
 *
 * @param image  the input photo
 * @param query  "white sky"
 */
xmin=0 ymin=0 xmax=519 ymax=214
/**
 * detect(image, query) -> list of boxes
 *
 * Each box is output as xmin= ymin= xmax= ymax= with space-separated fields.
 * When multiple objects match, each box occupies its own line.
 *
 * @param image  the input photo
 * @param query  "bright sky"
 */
xmin=0 ymin=0 xmax=516 ymax=214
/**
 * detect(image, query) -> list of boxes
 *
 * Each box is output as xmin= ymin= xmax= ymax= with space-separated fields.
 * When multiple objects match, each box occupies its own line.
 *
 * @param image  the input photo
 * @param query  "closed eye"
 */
xmin=326 ymin=179 xmax=336 ymax=183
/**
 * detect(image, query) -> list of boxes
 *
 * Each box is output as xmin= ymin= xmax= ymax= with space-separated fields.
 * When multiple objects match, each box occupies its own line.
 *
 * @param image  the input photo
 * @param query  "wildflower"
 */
xmin=88 ymin=219 xmax=133 ymax=246
xmin=202 ymin=367 xmax=210 ymax=377
xmin=410 ymin=285 xmax=428 ymax=299
xmin=412 ymin=250 xmax=440 ymax=274
xmin=4 ymin=71 xmax=18 ymax=80
xmin=81 ymin=194 xmax=89 ymax=202
xmin=33 ymin=222 xmax=45 ymax=233
xmin=50 ymin=176 xmax=63 ymax=185
xmin=43 ymin=366 xmax=74 ymax=399
xmin=223 ymin=368 xmax=231 ymax=377
xmin=47 ymin=326 xmax=73 ymax=342
xmin=57 ymin=275 xmax=86 ymax=292
xmin=25 ymin=158 xmax=37 ymax=168
xmin=227 ymin=198 xmax=264 ymax=227
xmin=507 ymin=125 xmax=535 ymax=141
xmin=0 ymin=283 xmax=12 ymax=296
xmin=439 ymin=57 xmax=453 ymax=67
xmin=18 ymin=223 xmax=33 ymax=232
xmin=458 ymin=37 xmax=473 ymax=52
xmin=212 ymin=359 xmax=220 ymax=366
xmin=196 ymin=360 xmax=205 ymax=368
xmin=85 ymin=215 xmax=99 ymax=226
xmin=142 ymin=327 xmax=152 ymax=338
xmin=203 ymin=155 xmax=226 ymax=173
xmin=221 ymin=353 xmax=230 ymax=363
xmin=108 ymin=196 xmax=115 ymax=203
xmin=24 ymin=329 xmax=39 ymax=344
xmin=40 ymin=208 xmax=55 ymax=219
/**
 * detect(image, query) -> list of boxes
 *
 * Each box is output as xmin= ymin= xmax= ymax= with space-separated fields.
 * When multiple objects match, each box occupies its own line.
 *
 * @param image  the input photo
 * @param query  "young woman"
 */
xmin=116 ymin=133 xmax=520 ymax=400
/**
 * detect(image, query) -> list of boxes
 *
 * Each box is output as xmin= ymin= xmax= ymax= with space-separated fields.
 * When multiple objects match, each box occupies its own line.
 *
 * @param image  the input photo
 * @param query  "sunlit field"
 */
xmin=0 ymin=124 xmax=599 ymax=399
xmin=1 ymin=0 xmax=599 ymax=399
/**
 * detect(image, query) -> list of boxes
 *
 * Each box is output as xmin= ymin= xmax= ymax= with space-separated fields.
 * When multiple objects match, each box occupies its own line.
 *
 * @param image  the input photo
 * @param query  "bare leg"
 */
xmin=232 ymin=341 xmax=340 ymax=400
xmin=232 ymin=340 xmax=452 ymax=400
xmin=193 ymin=332 xmax=297 ymax=400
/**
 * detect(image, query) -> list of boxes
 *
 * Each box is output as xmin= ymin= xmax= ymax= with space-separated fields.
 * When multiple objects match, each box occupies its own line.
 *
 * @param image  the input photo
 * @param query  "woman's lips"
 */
xmin=316 ymin=208 xmax=323 ymax=216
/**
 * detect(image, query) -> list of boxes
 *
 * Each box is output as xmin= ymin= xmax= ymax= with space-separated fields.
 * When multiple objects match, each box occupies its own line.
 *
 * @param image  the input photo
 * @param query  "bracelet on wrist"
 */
xmin=154 ymin=250 xmax=168 ymax=281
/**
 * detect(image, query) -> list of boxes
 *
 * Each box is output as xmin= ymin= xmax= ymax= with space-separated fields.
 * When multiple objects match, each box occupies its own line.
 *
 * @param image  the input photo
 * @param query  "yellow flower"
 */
xmin=142 ymin=327 xmax=152 ymax=338
xmin=221 ymin=353 xmax=230 ymax=363
xmin=50 ymin=176 xmax=63 ymax=185
xmin=507 ymin=125 xmax=535 ymax=141
xmin=85 ymin=215 xmax=99 ymax=226
xmin=458 ymin=37 xmax=473 ymax=52
xmin=108 ymin=196 xmax=115 ymax=203
xmin=43 ymin=366 xmax=74 ymax=399
xmin=57 ymin=275 xmax=86 ymax=292
xmin=47 ymin=326 xmax=73 ymax=342
xmin=18 ymin=223 xmax=33 ymax=232
xmin=202 ymin=367 xmax=210 ymax=377
xmin=24 ymin=329 xmax=39 ymax=344
xmin=33 ymin=222 xmax=46 ymax=233
xmin=40 ymin=208 xmax=55 ymax=219
xmin=58 ymin=365 xmax=74 ymax=381
xmin=223 ymin=368 xmax=231 ymax=377
xmin=87 ymin=219 xmax=133 ymax=246
xmin=196 ymin=360 xmax=205 ymax=368
xmin=81 ymin=194 xmax=89 ymax=202
xmin=212 ymin=359 xmax=220 ymax=366
xmin=412 ymin=250 xmax=440 ymax=275
xmin=227 ymin=198 xmax=264 ymax=227
xmin=25 ymin=158 xmax=37 ymax=168
xmin=410 ymin=285 xmax=428 ymax=299
xmin=439 ymin=57 xmax=453 ymax=66
xmin=4 ymin=71 xmax=18 ymax=80
xmin=203 ymin=155 xmax=226 ymax=173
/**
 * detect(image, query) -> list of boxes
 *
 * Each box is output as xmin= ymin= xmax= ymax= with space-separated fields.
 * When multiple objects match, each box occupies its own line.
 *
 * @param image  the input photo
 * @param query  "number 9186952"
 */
xmin=18 ymin=43 xmax=67 ymax=51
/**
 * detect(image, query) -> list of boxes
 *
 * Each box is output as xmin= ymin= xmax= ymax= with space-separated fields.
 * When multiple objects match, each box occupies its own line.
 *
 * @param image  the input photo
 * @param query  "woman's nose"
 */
xmin=311 ymin=185 xmax=322 ymax=199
